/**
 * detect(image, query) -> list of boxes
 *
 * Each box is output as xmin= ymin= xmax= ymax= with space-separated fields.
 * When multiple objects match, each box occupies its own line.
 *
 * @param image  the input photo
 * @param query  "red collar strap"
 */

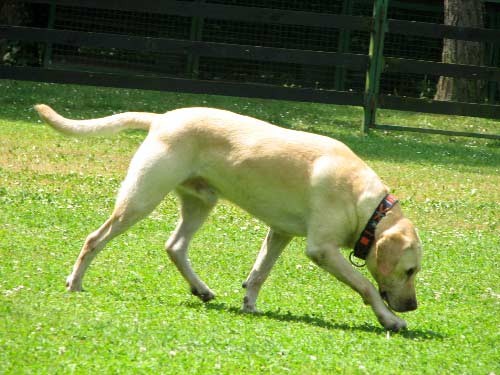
xmin=351 ymin=194 xmax=399 ymax=263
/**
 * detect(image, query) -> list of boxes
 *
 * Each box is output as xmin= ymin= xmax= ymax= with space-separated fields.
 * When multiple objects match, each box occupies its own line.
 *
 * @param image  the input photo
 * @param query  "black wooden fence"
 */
xmin=1 ymin=0 xmax=499 ymax=139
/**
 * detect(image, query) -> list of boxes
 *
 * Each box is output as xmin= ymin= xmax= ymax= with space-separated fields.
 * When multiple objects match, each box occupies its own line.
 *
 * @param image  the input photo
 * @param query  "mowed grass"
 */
xmin=0 ymin=80 xmax=499 ymax=374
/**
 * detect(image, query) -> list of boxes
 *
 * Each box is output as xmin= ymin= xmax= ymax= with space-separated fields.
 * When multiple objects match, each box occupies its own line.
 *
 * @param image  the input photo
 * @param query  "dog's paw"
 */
xmin=191 ymin=287 xmax=215 ymax=302
xmin=242 ymin=296 xmax=262 ymax=314
xmin=379 ymin=314 xmax=407 ymax=332
xmin=65 ymin=275 xmax=83 ymax=292
xmin=241 ymin=305 xmax=261 ymax=314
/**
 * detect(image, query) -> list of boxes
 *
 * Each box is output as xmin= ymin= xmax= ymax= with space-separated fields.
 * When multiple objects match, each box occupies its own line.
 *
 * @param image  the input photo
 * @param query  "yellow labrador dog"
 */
xmin=35 ymin=104 xmax=422 ymax=331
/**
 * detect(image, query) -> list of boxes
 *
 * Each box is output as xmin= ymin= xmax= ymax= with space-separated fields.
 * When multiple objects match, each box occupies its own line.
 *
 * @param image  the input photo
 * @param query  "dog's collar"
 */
xmin=350 ymin=194 xmax=399 ymax=266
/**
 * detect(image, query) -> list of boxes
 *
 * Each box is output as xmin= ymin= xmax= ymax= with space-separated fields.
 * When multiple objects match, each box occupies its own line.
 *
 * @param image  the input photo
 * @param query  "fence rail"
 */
xmin=0 ymin=65 xmax=365 ymax=106
xmin=0 ymin=26 xmax=370 ymax=69
xmin=384 ymin=57 xmax=500 ymax=82
xmin=0 ymin=0 xmax=499 ymax=139
xmin=388 ymin=19 xmax=500 ymax=43
xmin=26 ymin=0 xmax=374 ymax=30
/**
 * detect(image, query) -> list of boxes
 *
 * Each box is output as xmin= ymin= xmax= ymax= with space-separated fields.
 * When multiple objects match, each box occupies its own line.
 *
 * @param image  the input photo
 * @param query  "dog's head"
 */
xmin=366 ymin=218 xmax=422 ymax=312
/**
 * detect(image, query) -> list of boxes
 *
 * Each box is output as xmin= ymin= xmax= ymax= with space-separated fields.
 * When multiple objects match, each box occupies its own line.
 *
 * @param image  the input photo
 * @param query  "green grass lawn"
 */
xmin=0 ymin=80 xmax=499 ymax=374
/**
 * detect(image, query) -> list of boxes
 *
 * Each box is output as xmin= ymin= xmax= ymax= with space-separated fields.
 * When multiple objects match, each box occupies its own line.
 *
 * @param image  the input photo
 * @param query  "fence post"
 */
xmin=43 ymin=1 xmax=56 ymax=68
xmin=363 ymin=0 xmax=389 ymax=133
xmin=186 ymin=0 xmax=205 ymax=78
xmin=334 ymin=0 xmax=353 ymax=91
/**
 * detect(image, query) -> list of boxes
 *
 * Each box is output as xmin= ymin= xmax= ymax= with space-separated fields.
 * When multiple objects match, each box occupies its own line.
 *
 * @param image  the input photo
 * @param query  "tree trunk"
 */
xmin=434 ymin=0 xmax=485 ymax=102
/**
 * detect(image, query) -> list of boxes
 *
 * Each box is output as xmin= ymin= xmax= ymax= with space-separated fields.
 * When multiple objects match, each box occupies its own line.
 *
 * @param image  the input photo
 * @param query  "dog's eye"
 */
xmin=406 ymin=268 xmax=416 ymax=277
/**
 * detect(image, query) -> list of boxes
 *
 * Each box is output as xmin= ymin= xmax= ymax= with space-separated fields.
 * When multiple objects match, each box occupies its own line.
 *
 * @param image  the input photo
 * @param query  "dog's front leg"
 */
xmin=242 ymin=229 xmax=292 ymax=313
xmin=306 ymin=241 xmax=407 ymax=331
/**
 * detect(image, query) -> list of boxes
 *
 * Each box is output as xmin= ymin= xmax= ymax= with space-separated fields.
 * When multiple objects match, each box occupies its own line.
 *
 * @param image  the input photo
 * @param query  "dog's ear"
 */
xmin=375 ymin=232 xmax=409 ymax=276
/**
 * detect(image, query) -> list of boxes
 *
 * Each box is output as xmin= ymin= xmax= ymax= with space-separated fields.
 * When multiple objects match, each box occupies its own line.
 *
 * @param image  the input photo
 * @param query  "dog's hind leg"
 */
xmin=166 ymin=185 xmax=217 ymax=302
xmin=242 ymin=229 xmax=292 ymax=312
xmin=66 ymin=138 xmax=188 ymax=292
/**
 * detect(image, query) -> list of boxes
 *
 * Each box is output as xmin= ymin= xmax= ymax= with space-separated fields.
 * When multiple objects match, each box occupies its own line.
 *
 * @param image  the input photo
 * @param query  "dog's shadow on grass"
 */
xmin=183 ymin=301 xmax=445 ymax=340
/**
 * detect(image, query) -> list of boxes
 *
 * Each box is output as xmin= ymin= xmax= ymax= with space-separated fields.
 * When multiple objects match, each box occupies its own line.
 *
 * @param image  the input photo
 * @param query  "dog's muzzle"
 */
xmin=380 ymin=290 xmax=418 ymax=312
xmin=403 ymin=298 xmax=418 ymax=312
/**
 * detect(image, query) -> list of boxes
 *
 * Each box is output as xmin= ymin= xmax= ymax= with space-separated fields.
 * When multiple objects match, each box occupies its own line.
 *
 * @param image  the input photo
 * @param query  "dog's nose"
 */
xmin=405 ymin=299 xmax=418 ymax=311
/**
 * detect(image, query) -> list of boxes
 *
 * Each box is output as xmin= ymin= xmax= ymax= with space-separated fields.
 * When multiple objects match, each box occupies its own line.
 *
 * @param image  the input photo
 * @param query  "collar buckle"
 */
xmin=349 ymin=251 xmax=366 ymax=267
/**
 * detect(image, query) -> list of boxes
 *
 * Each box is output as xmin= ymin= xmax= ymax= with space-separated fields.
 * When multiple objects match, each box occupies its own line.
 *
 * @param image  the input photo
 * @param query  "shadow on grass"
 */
xmin=182 ymin=301 xmax=445 ymax=340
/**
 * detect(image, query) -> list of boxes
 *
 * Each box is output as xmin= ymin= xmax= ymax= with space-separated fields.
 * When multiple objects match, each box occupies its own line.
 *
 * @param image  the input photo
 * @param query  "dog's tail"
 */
xmin=34 ymin=104 xmax=159 ymax=136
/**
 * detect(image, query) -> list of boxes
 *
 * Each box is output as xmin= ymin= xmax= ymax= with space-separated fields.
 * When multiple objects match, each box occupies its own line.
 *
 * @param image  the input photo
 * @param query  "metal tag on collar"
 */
xmin=349 ymin=251 xmax=366 ymax=268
